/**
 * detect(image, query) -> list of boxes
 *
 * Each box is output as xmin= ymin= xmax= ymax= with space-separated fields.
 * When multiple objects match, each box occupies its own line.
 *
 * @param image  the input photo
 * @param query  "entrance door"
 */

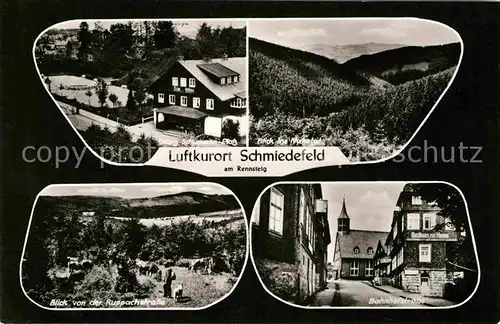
xmin=157 ymin=113 xmax=165 ymax=123
xmin=420 ymin=276 xmax=430 ymax=296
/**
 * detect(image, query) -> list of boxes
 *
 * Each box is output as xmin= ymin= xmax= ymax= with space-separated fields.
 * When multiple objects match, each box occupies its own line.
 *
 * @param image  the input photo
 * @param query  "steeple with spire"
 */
xmin=338 ymin=196 xmax=350 ymax=235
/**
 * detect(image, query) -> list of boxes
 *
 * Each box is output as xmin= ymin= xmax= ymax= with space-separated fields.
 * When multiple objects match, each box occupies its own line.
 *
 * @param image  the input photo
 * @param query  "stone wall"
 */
xmin=400 ymin=270 xmax=446 ymax=297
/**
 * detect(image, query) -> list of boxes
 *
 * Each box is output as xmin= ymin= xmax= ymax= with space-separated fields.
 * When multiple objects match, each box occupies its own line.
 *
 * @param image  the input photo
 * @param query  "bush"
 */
xmin=71 ymin=265 xmax=116 ymax=301
xmin=135 ymin=277 xmax=156 ymax=298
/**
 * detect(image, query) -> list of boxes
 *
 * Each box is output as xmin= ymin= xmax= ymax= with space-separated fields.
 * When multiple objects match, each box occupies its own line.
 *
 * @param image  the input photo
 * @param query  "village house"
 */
xmin=148 ymin=56 xmax=247 ymax=139
xmin=383 ymin=184 xmax=459 ymax=297
xmin=332 ymin=198 xmax=389 ymax=280
xmin=252 ymin=184 xmax=330 ymax=304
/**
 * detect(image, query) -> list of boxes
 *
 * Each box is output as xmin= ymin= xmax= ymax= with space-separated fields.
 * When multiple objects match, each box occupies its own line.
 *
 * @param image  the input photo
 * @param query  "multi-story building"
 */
xmin=384 ymin=184 xmax=458 ymax=297
xmin=148 ymin=56 xmax=247 ymax=139
xmin=332 ymin=198 xmax=389 ymax=280
xmin=252 ymin=184 xmax=330 ymax=304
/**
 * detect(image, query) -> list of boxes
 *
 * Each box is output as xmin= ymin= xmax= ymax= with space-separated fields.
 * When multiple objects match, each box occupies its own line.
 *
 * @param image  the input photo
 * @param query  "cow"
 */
xmin=163 ymin=267 xmax=177 ymax=298
xmin=173 ymin=283 xmax=184 ymax=302
xmin=69 ymin=270 xmax=85 ymax=282
xmin=67 ymin=257 xmax=81 ymax=273
xmin=154 ymin=269 xmax=163 ymax=282
xmin=80 ymin=259 xmax=93 ymax=271
xmin=147 ymin=263 xmax=160 ymax=276
xmin=136 ymin=259 xmax=150 ymax=275
xmin=189 ymin=258 xmax=208 ymax=274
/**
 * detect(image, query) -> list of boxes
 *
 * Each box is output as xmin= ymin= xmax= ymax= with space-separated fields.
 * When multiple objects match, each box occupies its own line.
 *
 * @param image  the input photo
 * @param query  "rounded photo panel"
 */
xmin=20 ymin=183 xmax=248 ymax=310
xmin=250 ymin=181 xmax=479 ymax=309
xmin=35 ymin=18 xmax=462 ymax=177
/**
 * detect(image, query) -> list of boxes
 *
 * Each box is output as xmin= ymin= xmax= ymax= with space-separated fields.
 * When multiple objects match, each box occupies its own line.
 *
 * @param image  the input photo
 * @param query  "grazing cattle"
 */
xmin=147 ymin=263 xmax=160 ymax=276
xmin=154 ymin=269 xmax=163 ymax=281
xmin=189 ymin=258 xmax=207 ymax=274
xmin=69 ymin=270 xmax=85 ymax=282
xmin=173 ymin=283 xmax=184 ymax=302
xmin=67 ymin=260 xmax=81 ymax=273
xmin=80 ymin=259 xmax=93 ymax=271
xmin=136 ymin=259 xmax=150 ymax=275
xmin=163 ymin=267 xmax=177 ymax=298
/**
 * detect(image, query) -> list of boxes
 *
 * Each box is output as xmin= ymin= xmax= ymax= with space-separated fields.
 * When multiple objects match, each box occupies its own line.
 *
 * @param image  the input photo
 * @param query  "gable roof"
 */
xmin=337 ymin=230 xmax=389 ymax=259
xmin=178 ymin=57 xmax=247 ymax=102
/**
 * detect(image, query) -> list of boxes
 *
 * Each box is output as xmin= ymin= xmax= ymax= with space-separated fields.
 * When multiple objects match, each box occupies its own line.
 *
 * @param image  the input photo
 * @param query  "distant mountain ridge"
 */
xmin=38 ymin=192 xmax=240 ymax=219
xmin=304 ymin=42 xmax=408 ymax=63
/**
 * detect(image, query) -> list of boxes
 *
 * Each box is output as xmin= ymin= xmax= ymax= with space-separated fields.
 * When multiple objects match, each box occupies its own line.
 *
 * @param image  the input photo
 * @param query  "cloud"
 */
xmin=277 ymin=28 xmax=327 ymax=39
xmin=360 ymin=27 xmax=407 ymax=39
xmin=77 ymin=187 xmax=126 ymax=194
xmin=359 ymin=190 xmax=394 ymax=208
xmin=142 ymin=185 xmax=186 ymax=193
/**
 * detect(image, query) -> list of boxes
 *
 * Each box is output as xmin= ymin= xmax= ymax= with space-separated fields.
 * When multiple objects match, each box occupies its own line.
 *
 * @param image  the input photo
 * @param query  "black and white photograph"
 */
xmin=20 ymin=183 xmax=248 ymax=309
xmin=248 ymin=19 xmax=462 ymax=161
xmin=35 ymin=19 xmax=248 ymax=163
xmin=251 ymin=182 xmax=478 ymax=308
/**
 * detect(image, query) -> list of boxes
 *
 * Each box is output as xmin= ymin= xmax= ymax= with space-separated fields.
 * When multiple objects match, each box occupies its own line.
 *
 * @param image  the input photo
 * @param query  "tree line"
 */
xmin=22 ymin=197 xmax=246 ymax=305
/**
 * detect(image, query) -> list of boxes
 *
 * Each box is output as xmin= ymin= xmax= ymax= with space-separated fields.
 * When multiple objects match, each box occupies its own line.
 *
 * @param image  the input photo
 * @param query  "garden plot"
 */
xmin=46 ymin=75 xmax=130 ymax=108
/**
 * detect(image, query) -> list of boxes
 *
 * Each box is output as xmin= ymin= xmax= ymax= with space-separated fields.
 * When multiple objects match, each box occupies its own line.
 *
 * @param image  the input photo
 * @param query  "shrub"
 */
xmin=71 ymin=265 xmax=116 ymax=301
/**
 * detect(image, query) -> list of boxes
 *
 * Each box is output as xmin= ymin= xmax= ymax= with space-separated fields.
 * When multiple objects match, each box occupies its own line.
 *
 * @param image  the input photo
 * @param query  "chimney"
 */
xmin=177 ymin=55 xmax=184 ymax=61
xmin=222 ymin=53 xmax=228 ymax=60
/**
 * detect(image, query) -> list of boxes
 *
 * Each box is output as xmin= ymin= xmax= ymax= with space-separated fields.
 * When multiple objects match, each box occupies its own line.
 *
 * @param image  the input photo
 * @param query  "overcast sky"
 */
xmin=40 ymin=183 xmax=233 ymax=198
xmin=322 ymin=182 xmax=406 ymax=263
xmin=51 ymin=19 xmax=246 ymax=39
xmin=249 ymin=19 xmax=460 ymax=49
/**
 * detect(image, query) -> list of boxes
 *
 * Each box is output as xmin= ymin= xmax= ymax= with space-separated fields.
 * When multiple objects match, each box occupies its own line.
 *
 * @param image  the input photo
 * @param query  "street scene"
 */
xmin=251 ymin=182 xmax=478 ymax=308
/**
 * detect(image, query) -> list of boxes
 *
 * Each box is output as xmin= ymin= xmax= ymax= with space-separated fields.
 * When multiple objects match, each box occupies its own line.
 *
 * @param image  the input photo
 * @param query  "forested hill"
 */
xmin=344 ymin=42 xmax=461 ymax=85
xmin=37 ymin=192 xmax=240 ymax=219
xmin=249 ymin=37 xmax=459 ymax=158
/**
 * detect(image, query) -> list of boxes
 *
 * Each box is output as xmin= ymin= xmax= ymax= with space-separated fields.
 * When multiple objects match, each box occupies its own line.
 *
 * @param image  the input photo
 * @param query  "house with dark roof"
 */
xmin=148 ymin=56 xmax=247 ymax=139
xmin=332 ymin=198 xmax=389 ymax=280
xmin=252 ymin=184 xmax=331 ymax=304
xmin=384 ymin=184 xmax=460 ymax=297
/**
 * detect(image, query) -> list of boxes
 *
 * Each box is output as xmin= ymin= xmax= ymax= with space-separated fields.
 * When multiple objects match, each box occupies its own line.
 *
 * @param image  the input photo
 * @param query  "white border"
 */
xmin=19 ymin=182 xmax=250 ymax=311
xmin=33 ymin=18 xmax=464 ymax=176
xmin=249 ymin=181 xmax=480 ymax=309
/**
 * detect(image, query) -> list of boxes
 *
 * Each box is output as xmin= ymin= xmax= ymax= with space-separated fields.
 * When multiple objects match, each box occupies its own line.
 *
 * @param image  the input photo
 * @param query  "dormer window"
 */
xmin=226 ymin=77 xmax=232 ymax=84
xmin=412 ymin=196 xmax=423 ymax=205
xmin=221 ymin=78 xmax=226 ymax=85
xmin=233 ymin=75 xmax=239 ymax=83
xmin=367 ymin=247 xmax=374 ymax=255
xmin=353 ymin=246 xmax=360 ymax=254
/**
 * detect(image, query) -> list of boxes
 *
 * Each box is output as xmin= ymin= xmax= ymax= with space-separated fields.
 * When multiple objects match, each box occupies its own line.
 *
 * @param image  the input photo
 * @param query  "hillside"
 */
xmin=249 ymin=38 xmax=459 ymax=159
xmin=37 ymin=192 xmax=240 ymax=219
xmin=344 ymin=42 xmax=461 ymax=84
xmin=249 ymin=37 xmax=373 ymax=118
xmin=304 ymin=42 xmax=407 ymax=64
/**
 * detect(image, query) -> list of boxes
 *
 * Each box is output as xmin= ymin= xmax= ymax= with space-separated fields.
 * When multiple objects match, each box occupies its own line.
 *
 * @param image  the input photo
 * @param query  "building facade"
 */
xmin=252 ymin=184 xmax=330 ymax=304
xmin=332 ymin=198 xmax=389 ymax=280
xmin=148 ymin=57 xmax=247 ymax=138
xmin=384 ymin=184 xmax=458 ymax=297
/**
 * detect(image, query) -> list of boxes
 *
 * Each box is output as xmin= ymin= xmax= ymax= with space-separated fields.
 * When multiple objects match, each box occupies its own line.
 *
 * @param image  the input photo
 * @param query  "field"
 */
xmin=21 ymin=194 xmax=247 ymax=309
xmin=45 ymin=75 xmax=130 ymax=108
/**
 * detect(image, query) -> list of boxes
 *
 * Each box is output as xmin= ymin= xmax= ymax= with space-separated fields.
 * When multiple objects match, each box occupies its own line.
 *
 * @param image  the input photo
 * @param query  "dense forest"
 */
xmin=37 ymin=21 xmax=246 ymax=89
xmin=22 ymin=195 xmax=247 ymax=307
xmin=249 ymin=38 xmax=460 ymax=161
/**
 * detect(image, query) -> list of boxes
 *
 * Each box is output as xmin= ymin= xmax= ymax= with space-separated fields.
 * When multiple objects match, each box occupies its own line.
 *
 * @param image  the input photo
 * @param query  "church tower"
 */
xmin=338 ymin=197 xmax=350 ymax=235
